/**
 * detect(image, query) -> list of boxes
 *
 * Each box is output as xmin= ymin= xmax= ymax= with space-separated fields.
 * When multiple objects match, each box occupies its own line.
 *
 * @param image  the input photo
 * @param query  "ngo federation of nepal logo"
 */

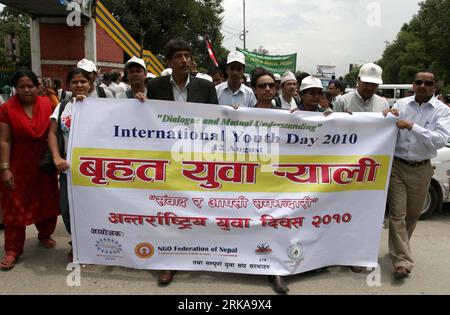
xmin=135 ymin=243 xmax=155 ymax=259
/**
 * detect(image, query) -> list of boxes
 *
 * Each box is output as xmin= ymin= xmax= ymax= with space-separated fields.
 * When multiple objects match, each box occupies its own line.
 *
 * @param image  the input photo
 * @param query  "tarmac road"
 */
xmin=0 ymin=206 xmax=449 ymax=295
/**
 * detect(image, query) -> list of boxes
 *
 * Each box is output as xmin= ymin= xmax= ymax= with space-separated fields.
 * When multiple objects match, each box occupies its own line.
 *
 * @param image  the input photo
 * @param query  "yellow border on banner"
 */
xmin=71 ymin=148 xmax=391 ymax=193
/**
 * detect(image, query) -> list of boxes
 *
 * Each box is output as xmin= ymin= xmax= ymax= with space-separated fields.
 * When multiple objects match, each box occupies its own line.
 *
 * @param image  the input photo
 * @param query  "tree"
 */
xmin=105 ymin=0 xmax=227 ymax=72
xmin=0 ymin=7 xmax=31 ymax=67
xmin=377 ymin=0 xmax=450 ymax=84
xmin=343 ymin=65 xmax=361 ymax=88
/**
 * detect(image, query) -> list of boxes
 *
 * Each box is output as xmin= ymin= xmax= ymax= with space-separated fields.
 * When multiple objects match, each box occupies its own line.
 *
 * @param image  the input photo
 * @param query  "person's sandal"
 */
xmin=0 ymin=255 xmax=17 ymax=271
xmin=39 ymin=238 xmax=56 ymax=248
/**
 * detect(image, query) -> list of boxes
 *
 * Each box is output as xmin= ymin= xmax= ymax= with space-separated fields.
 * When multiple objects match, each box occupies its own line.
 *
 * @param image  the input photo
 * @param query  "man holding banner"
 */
xmin=146 ymin=39 xmax=218 ymax=285
xmin=386 ymin=71 xmax=450 ymax=279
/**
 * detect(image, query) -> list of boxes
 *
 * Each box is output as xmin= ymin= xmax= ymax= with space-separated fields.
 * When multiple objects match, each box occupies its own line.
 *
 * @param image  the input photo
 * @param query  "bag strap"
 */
xmin=125 ymin=89 xmax=135 ymax=99
xmin=274 ymin=96 xmax=282 ymax=108
xmin=57 ymin=97 xmax=70 ymax=159
xmin=97 ymin=86 xmax=107 ymax=98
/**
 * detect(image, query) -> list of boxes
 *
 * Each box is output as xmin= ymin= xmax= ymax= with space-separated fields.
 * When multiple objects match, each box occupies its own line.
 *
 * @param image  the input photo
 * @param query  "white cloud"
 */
xmin=222 ymin=0 xmax=422 ymax=78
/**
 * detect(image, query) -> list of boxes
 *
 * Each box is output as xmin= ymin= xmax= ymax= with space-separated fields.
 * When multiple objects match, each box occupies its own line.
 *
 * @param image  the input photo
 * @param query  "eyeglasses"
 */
xmin=414 ymin=80 xmax=435 ymax=87
xmin=256 ymin=83 xmax=276 ymax=89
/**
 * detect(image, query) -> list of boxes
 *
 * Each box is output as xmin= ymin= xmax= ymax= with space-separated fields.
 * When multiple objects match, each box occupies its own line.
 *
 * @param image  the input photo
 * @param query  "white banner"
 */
xmin=68 ymin=99 xmax=398 ymax=275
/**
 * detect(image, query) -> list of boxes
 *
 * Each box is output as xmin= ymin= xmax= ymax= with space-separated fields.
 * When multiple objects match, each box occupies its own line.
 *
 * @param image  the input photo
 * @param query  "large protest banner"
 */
xmin=236 ymin=48 xmax=297 ymax=75
xmin=68 ymin=99 xmax=397 ymax=275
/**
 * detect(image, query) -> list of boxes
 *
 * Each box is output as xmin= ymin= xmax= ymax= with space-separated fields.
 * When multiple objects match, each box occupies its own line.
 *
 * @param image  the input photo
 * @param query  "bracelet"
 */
xmin=0 ymin=163 xmax=10 ymax=172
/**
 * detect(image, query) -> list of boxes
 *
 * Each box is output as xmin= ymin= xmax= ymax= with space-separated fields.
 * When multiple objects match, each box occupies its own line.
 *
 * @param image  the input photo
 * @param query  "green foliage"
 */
xmin=378 ymin=0 xmax=450 ymax=84
xmin=344 ymin=65 xmax=361 ymax=88
xmin=105 ymin=0 xmax=227 ymax=71
xmin=0 ymin=7 xmax=31 ymax=67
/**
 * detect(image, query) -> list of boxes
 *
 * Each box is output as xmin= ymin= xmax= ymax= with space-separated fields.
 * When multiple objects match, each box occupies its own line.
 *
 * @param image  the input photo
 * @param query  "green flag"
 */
xmin=237 ymin=48 xmax=297 ymax=75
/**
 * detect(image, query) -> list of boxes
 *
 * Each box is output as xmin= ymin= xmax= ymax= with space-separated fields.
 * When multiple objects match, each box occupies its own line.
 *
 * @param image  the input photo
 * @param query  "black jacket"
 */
xmin=147 ymin=75 xmax=218 ymax=105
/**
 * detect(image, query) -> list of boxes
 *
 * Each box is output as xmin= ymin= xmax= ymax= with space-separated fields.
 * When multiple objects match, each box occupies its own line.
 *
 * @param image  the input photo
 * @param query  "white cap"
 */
xmin=77 ymin=59 xmax=97 ymax=73
xmin=359 ymin=63 xmax=383 ymax=85
xmin=227 ymin=51 xmax=245 ymax=65
xmin=160 ymin=68 xmax=173 ymax=76
xmin=281 ymin=71 xmax=296 ymax=86
xmin=196 ymin=73 xmax=213 ymax=83
xmin=274 ymin=73 xmax=282 ymax=81
xmin=300 ymin=76 xmax=323 ymax=92
xmin=125 ymin=56 xmax=147 ymax=71
xmin=147 ymin=73 xmax=156 ymax=79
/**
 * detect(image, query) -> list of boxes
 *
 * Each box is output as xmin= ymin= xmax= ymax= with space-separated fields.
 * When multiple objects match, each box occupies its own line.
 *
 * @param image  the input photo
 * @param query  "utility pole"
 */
xmin=243 ymin=0 xmax=246 ymax=50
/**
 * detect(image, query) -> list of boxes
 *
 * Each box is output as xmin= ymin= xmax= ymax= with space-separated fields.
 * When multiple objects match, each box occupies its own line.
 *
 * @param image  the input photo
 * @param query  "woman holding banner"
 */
xmin=48 ymin=68 xmax=93 ymax=260
xmin=0 ymin=71 xmax=60 ymax=270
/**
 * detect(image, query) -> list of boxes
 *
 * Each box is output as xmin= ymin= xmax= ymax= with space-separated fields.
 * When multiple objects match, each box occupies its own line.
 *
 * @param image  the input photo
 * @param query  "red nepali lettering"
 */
xmin=273 ymin=158 xmax=380 ymax=185
xmin=182 ymin=161 xmax=259 ymax=190
xmin=79 ymin=157 xmax=170 ymax=185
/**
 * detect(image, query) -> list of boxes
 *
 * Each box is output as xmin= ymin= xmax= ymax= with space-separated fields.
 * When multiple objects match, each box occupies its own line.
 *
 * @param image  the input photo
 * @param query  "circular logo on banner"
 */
xmin=135 ymin=243 xmax=155 ymax=259
xmin=287 ymin=243 xmax=304 ymax=263
xmin=95 ymin=238 xmax=122 ymax=256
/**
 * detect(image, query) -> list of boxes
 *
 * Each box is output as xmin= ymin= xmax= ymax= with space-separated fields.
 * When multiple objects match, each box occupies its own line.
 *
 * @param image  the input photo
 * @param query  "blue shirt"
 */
xmin=216 ymin=82 xmax=256 ymax=107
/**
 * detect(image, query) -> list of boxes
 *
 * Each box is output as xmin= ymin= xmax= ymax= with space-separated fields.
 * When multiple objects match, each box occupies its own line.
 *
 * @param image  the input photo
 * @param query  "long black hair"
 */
xmin=11 ymin=71 xmax=39 ymax=88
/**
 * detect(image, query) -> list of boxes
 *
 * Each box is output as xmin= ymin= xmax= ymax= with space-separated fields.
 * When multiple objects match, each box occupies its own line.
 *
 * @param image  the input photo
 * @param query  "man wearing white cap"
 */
xmin=77 ymin=58 xmax=114 ymax=98
xmin=334 ymin=63 xmax=389 ymax=113
xmin=273 ymin=71 xmax=300 ymax=111
xmin=116 ymin=56 xmax=147 ymax=100
xmin=333 ymin=63 xmax=389 ymax=274
xmin=295 ymin=76 xmax=326 ymax=112
xmin=216 ymin=51 xmax=256 ymax=108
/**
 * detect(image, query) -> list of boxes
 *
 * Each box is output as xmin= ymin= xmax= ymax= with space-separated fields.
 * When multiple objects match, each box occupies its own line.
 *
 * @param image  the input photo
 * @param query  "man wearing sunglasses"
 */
xmin=333 ymin=63 xmax=389 ymax=114
xmin=251 ymin=70 xmax=280 ymax=110
xmin=385 ymin=71 xmax=450 ymax=279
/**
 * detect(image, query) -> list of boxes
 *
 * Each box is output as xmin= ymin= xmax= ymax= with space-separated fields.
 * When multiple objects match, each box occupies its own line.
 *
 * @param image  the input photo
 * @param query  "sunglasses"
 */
xmin=414 ymin=80 xmax=434 ymax=87
xmin=256 ymin=83 xmax=276 ymax=89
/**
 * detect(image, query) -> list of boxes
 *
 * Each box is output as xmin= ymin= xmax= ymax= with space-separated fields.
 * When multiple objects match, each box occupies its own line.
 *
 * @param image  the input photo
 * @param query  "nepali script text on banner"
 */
xmin=67 ymin=99 xmax=398 ymax=276
xmin=236 ymin=48 xmax=297 ymax=76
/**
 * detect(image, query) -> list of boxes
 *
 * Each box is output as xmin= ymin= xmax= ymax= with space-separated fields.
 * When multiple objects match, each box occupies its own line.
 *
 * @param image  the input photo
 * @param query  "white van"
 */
xmin=344 ymin=84 xmax=413 ymax=107
xmin=377 ymin=84 xmax=413 ymax=107
xmin=421 ymin=146 xmax=450 ymax=219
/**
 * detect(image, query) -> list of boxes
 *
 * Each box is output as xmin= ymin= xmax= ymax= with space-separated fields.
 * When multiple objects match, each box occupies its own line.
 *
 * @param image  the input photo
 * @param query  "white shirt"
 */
xmin=116 ymin=88 xmax=147 ymax=99
xmin=216 ymin=82 xmax=256 ymax=107
xmin=334 ymin=90 xmax=389 ymax=113
xmin=109 ymin=82 xmax=118 ymax=96
xmin=393 ymin=96 xmax=450 ymax=161
xmin=271 ymin=95 xmax=297 ymax=111
xmin=50 ymin=101 xmax=76 ymax=155
xmin=115 ymin=82 xmax=130 ymax=95
xmin=89 ymin=87 xmax=115 ymax=98
xmin=171 ymin=75 xmax=190 ymax=102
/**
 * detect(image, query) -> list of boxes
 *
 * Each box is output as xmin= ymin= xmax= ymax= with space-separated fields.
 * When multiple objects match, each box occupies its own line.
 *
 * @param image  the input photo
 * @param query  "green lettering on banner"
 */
xmin=237 ymin=48 xmax=297 ymax=75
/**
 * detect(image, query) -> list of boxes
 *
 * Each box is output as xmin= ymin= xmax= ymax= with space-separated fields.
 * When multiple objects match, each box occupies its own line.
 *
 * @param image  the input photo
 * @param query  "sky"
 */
xmin=0 ymin=1 xmax=422 ymax=77
xmin=221 ymin=0 xmax=422 ymax=77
